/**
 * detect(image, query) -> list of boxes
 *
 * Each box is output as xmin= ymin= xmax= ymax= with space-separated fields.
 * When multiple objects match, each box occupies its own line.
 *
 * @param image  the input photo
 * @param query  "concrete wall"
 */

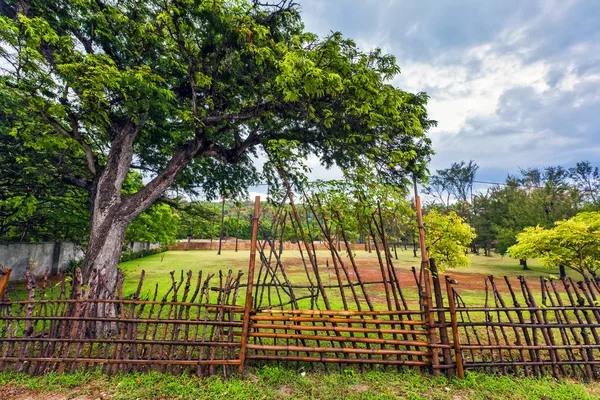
xmin=125 ymin=242 xmax=161 ymax=253
xmin=1 ymin=241 xmax=159 ymax=282
xmin=0 ymin=242 xmax=84 ymax=282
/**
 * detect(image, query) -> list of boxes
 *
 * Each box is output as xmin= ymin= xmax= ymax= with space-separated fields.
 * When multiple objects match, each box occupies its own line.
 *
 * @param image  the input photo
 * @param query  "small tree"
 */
xmin=508 ymin=212 xmax=600 ymax=278
xmin=217 ymin=195 xmax=226 ymax=255
xmin=423 ymin=210 xmax=476 ymax=270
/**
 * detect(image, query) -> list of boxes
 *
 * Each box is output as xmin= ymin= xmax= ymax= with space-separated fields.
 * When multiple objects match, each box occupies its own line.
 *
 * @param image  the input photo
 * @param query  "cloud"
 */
xmin=294 ymin=0 xmax=600 ymax=183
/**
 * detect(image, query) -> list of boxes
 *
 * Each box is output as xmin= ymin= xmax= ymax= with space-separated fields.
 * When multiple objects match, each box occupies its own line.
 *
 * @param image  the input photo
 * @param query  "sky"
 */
xmin=247 ymin=0 xmax=600 ymax=198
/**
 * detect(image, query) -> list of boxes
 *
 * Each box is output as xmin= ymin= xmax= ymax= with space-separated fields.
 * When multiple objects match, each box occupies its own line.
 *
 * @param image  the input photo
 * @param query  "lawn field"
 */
xmin=117 ymin=248 xmax=564 ymax=306
xmin=1 ymin=367 xmax=599 ymax=400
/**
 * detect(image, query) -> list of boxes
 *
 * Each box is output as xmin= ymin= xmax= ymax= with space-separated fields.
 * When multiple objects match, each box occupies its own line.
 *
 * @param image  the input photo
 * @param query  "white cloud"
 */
xmin=295 ymin=0 xmax=600 ymax=180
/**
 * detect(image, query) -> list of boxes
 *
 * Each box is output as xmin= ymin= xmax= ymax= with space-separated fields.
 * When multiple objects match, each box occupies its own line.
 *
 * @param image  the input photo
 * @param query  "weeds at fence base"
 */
xmin=1 ymin=367 xmax=599 ymax=400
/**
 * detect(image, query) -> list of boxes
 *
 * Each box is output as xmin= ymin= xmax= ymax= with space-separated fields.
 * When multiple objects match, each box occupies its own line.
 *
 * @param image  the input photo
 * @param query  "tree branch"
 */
xmin=71 ymin=118 xmax=97 ymax=176
xmin=123 ymin=123 xmax=262 ymax=220
xmin=62 ymin=176 xmax=92 ymax=191
xmin=208 ymin=126 xmax=262 ymax=163
xmin=122 ymin=133 xmax=207 ymax=218
xmin=203 ymin=107 xmax=266 ymax=125
xmin=40 ymin=111 xmax=98 ymax=176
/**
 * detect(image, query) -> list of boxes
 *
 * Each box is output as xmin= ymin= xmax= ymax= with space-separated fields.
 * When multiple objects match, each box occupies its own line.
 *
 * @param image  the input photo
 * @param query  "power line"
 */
xmin=473 ymin=180 xmax=510 ymax=186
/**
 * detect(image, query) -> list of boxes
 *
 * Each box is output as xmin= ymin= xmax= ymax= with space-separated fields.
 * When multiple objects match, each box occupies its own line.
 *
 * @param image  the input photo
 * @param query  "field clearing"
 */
xmin=118 ymin=248 xmax=563 ymax=304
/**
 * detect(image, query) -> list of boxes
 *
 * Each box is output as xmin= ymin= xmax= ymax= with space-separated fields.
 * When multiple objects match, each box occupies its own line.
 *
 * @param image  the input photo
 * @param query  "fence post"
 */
xmin=238 ymin=196 xmax=261 ymax=374
xmin=430 ymin=258 xmax=452 ymax=375
xmin=413 ymin=178 xmax=440 ymax=375
xmin=0 ymin=268 xmax=11 ymax=299
xmin=445 ymin=276 xmax=464 ymax=379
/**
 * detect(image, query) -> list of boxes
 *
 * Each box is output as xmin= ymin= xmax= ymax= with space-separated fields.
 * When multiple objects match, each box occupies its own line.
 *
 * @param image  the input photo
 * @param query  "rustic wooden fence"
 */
xmin=0 ymin=268 xmax=245 ymax=376
xmin=444 ymin=274 xmax=600 ymax=380
xmin=2 ymin=195 xmax=600 ymax=379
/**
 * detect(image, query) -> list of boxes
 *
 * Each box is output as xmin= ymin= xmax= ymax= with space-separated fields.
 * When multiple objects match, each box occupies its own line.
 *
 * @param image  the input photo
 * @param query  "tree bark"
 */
xmin=82 ymin=126 xmax=137 ymax=284
xmin=412 ymin=234 xmax=418 ymax=258
xmin=559 ymin=265 xmax=567 ymax=279
xmin=234 ymin=210 xmax=240 ymax=252
xmin=79 ymin=123 xmax=194 ymax=334
xmin=217 ymin=197 xmax=225 ymax=255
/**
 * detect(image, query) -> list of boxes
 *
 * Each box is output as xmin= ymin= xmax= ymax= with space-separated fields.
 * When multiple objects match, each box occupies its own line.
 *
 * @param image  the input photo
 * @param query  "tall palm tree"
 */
xmin=217 ymin=195 xmax=226 ymax=255
xmin=233 ymin=200 xmax=245 ymax=252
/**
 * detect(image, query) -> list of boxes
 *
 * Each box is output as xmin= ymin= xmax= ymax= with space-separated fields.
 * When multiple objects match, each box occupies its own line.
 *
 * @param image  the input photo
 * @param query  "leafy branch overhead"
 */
xmin=0 ymin=1 xmax=433 ymax=206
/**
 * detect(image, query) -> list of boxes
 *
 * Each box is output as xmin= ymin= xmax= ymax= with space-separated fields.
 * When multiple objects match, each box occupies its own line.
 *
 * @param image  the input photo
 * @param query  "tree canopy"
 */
xmin=423 ymin=210 xmax=475 ymax=270
xmin=508 ymin=212 xmax=600 ymax=278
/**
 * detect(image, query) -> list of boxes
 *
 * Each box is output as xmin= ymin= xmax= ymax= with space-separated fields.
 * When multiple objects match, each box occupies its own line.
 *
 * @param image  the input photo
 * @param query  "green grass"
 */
xmin=0 ymin=367 xmax=598 ymax=399
xmin=117 ymin=248 xmax=566 ymax=303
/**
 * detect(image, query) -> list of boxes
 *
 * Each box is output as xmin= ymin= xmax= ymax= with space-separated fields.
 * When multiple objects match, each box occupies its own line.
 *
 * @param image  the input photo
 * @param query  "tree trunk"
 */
xmin=84 ymin=217 xmax=127 ymax=335
xmin=82 ymin=128 xmax=136 ymax=290
xmin=217 ymin=197 xmax=225 ymax=255
xmin=520 ymin=259 xmax=530 ymax=270
xmin=559 ymin=265 xmax=567 ymax=279
xmin=82 ymin=132 xmax=136 ymax=335
xmin=225 ymin=211 xmax=232 ymax=238
xmin=413 ymin=234 xmax=418 ymax=258
xmin=79 ymin=123 xmax=188 ymax=335
xmin=235 ymin=211 xmax=240 ymax=252
xmin=73 ymin=120 xmax=214 ymax=337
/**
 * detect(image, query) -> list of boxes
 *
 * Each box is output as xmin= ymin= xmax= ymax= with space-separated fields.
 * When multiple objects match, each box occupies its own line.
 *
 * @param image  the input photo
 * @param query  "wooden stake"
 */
xmin=445 ymin=277 xmax=464 ymax=379
xmin=413 ymin=177 xmax=440 ymax=375
xmin=238 ymin=196 xmax=261 ymax=374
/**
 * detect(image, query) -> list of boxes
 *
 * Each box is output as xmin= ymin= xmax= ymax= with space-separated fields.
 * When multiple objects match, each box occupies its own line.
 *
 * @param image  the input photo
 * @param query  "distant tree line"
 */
xmin=424 ymin=160 xmax=600 ymax=267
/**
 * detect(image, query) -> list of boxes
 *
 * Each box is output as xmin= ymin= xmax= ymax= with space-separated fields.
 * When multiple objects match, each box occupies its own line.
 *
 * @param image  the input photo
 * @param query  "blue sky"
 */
xmin=248 ymin=0 xmax=600 ymax=198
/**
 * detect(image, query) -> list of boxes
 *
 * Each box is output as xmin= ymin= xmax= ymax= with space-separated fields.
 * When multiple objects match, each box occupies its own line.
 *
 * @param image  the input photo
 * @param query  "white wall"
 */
xmin=0 ymin=242 xmax=84 ymax=281
xmin=1 ymin=241 xmax=158 ymax=282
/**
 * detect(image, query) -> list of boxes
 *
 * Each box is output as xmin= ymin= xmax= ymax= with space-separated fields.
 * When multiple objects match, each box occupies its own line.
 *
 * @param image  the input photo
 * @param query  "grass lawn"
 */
xmin=1 ymin=367 xmax=599 ymax=399
xmin=117 ymin=248 xmax=566 ymax=305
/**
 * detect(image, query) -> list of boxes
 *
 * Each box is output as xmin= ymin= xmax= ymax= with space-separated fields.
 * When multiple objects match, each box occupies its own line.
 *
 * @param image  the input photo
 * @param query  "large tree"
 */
xmin=0 ymin=0 xmax=432 ymax=304
xmin=569 ymin=161 xmax=600 ymax=208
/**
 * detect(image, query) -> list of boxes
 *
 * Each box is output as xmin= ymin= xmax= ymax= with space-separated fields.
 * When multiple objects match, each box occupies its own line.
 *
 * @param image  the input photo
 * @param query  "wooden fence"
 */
xmin=444 ymin=274 xmax=600 ymax=380
xmin=4 ymin=269 xmax=600 ymax=378
xmin=0 ymin=268 xmax=245 ymax=376
xmin=2 ymin=196 xmax=600 ymax=379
